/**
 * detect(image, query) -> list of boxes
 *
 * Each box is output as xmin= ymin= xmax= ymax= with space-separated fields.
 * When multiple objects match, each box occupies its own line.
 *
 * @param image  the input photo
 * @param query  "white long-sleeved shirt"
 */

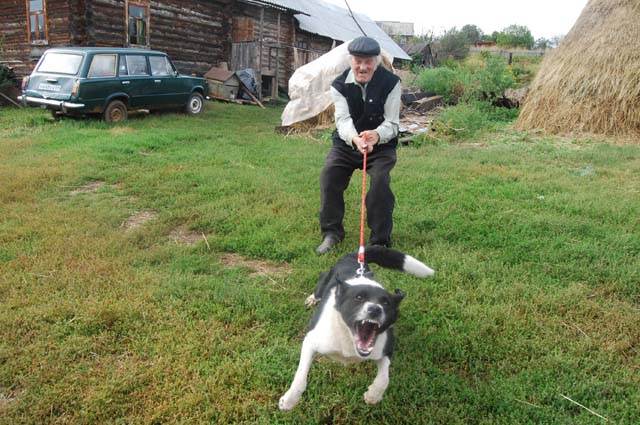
xmin=331 ymin=68 xmax=401 ymax=147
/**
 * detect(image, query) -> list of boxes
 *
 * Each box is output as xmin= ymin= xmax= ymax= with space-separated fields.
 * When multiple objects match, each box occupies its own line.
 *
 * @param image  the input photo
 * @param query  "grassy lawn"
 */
xmin=1 ymin=103 xmax=639 ymax=424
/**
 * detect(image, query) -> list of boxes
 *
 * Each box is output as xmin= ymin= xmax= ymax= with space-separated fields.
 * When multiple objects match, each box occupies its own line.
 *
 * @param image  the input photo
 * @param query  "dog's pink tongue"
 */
xmin=357 ymin=325 xmax=376 ymax=352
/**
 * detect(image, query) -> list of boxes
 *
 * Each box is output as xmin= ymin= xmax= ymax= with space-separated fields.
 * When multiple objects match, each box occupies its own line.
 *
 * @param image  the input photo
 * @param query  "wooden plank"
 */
xmin=0 ymin=92 xmax=22 ymax=108
xmin=237 ymin=78 xmax=265 ymax=109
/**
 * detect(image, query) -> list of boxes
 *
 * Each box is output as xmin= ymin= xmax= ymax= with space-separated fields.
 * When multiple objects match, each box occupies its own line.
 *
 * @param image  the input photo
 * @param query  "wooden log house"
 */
xmin=0 ymin=0 xmax=233 ymax=78
xmin=1 ymin=0 xmax=408 ymax=99
xmin=230 ymin=0 xmax=333 ymax=98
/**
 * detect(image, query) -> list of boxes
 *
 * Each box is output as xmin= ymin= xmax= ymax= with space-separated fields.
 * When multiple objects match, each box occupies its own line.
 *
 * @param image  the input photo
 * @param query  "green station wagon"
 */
xmin=18 ymin=47 xmax=209 ymax=123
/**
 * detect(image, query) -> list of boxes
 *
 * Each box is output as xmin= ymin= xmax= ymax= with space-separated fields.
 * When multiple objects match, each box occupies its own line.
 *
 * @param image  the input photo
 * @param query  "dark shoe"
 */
xmin=316 ymin=235 xmax=340 ymax=255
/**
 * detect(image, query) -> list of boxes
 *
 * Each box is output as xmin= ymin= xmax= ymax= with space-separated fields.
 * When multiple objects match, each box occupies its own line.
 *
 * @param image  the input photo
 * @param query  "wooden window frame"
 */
xmin=125 ymin=0 xmax=150 ymax=48
xmin=26 ymin=0 xmax=49 ymax=46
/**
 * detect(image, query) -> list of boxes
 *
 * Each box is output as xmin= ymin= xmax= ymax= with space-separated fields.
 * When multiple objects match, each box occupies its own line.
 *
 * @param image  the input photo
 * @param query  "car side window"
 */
xmin=87 ymin=54 xmax=117 ymax=78
xmin=123 ymin=55 xmax=149 ymax=76
xmin=149 ymin=56 xmax=173 ymax=76
xmin=118 ymin=55 xmax=128 ymax=76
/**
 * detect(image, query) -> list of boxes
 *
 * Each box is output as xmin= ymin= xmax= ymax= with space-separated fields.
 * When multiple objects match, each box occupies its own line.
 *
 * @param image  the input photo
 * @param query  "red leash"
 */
xmin=357 ymin=148 xmax=367 ymax=275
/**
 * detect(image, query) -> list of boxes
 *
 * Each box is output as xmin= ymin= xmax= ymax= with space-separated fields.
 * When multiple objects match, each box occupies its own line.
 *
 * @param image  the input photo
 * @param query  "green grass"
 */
xmin=1 ymin=104 xmax=639 ymax=423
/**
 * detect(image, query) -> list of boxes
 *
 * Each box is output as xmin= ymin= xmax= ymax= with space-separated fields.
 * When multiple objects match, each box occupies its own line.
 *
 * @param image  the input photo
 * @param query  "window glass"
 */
xmin=118 ymin=55 xmax=128 ymax=76
xmin=87 ymin=54 xmax=117 ymax=78
xmin=149 ymin=56 xmax=173 ymax=76
xmin=37 ymin=52 xmax=83 ymax=75
xmin=128 ymin=5 xmax=148 ymax=46
xmin=123 ymin=55 xmax=149 ymax=76
xmin=28 ymin=0 xmax=47 ymax=42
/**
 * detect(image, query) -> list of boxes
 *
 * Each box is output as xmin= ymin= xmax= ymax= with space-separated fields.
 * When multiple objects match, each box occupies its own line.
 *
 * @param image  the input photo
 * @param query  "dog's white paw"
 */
xmin=279 ymin=391 xmax=300 ymax=411
xmin=304 ymin=294 xmax=320 ymax=308
xmin=364 ymin=388 xmax=384 ymax=405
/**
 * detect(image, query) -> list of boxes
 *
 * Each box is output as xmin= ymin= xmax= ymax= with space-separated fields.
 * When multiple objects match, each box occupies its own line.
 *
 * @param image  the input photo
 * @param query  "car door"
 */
xmin=118 ymin=54 xmax=153 ymax=108
xmin=147 ymin=55 xmax=190 ymax=108
xmin=81 ymin=53 xmax=120 ymax=112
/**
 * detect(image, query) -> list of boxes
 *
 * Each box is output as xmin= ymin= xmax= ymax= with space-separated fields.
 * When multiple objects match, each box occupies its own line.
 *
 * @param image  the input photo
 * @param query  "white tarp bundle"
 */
xmin=281 ymin=41 xmax=394 ymax=127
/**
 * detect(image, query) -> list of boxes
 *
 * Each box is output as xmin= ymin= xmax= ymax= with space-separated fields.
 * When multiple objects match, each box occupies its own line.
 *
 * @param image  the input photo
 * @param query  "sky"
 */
xmin=321 ymin=0 xmax=590 ymax=40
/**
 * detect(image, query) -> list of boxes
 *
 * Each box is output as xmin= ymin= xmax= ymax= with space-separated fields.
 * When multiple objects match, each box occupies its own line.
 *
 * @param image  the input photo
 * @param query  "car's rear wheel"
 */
xmin=104 ymin=100 xmax=128 ymax=123
xmin=185 ymin=92 xmax=204 ymax=115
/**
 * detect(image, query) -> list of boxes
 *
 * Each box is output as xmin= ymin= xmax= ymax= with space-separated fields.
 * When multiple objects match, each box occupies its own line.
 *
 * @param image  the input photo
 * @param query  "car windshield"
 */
xmin=37 ymin=52 xmax=83 ymax=75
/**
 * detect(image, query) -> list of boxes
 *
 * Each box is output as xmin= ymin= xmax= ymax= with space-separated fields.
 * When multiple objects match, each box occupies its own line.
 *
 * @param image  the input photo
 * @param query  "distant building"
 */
xmin=474 ymin=40 xmax=497 ymax=48
xmin=376 ymin=21 xmax=414 ymax=44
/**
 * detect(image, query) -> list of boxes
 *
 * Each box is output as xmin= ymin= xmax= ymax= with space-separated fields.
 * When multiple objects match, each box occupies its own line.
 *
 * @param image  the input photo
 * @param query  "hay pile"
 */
xmin=286 ymin=104 xmax=335 ymax=134
xmin=516 ymin=0 xmax=640 ymax=137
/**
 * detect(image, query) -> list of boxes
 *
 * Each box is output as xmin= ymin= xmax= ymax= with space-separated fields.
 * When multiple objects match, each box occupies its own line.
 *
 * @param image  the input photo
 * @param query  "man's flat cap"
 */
xmin=348 ymin=36 xmax=381 ymax=57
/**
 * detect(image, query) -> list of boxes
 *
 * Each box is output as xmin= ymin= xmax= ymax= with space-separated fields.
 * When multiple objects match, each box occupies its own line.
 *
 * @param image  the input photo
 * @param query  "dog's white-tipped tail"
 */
xmin=403 ymin=255 xmax=435 ymax=278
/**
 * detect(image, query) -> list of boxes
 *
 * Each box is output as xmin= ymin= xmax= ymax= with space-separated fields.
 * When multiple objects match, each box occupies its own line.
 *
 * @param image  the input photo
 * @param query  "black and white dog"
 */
xmin=279 ymin=246 xmax=434 ymax=410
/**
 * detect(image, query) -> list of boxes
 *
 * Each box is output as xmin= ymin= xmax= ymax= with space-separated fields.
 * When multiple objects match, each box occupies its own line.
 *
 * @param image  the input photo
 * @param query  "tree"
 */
xmin=485 ymin=31 xmax=500 ymax=43
xmin=549 ymin=35 xmax=565 ymax=48
xmin=534 ymin=37 xmax=549 ymax=49
xmin=433 ymin=27 xmax=470 ymax=61
xmin=496 ymin=25 xmax=534 ymax=49
xmin=460 ymin=24 xmax=483 ymax=45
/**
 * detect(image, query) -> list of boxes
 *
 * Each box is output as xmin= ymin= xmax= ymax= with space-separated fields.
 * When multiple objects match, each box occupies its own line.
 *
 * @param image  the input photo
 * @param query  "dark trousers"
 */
xmin=319 ymin=143 xmax=397 ymax=246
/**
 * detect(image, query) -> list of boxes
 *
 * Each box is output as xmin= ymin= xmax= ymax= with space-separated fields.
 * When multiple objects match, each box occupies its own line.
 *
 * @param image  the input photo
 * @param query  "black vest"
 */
xmin=331 ymin=66 xmax=400 ymax=148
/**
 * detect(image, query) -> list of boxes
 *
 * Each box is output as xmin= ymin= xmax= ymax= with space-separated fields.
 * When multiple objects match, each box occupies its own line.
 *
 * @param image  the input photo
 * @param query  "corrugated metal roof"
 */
xmin=240 ymin=0 xmax=307 ymax=15
xmin=252 ymin=0 xmax=411 ymax=60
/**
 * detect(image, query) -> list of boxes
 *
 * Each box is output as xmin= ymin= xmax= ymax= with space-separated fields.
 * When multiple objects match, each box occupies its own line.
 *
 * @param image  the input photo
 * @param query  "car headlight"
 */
xmin=21 ymin=76 xmax=30 ymax=90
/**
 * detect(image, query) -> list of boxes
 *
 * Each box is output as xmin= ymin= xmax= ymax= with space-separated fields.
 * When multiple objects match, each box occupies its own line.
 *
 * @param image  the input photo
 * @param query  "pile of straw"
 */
xmin=516 ymin=0 xmax=640 ymax=137
xmin=286 ymin=104 xmax=335 ymax=134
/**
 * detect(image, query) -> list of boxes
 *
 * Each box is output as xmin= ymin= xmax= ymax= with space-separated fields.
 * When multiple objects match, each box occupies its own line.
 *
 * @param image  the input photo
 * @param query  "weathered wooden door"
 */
xmin=230 ymin=41 xmax=259 ymax=71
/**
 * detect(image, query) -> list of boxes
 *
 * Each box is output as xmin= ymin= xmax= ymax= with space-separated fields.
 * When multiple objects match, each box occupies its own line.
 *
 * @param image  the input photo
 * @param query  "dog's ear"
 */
xmin=392 ymin=289 xmax=405 ymax=305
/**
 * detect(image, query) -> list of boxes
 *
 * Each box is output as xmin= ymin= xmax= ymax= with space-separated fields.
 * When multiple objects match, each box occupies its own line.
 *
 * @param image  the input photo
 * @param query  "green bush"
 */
xmin=414 ymin=66 xmax=466 ymax=103
xmin=510 ymin=55 xmax=543 ymax=86
xmin=0 ymin=65 xmax=17 ymax=89
xmin=415 ymin=101 xmax=519 ymax=144
xmin=468 ymin=52 xmax=516 ymax=100
xmin=430 ymin=101 xmax=487 ymax=140
xmin=416 ymin=53 xmax=516 ymax=104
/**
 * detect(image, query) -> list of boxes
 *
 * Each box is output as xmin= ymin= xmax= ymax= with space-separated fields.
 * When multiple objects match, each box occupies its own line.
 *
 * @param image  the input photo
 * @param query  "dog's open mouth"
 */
xmin=354 ymin=319 xmax=380 ymax=356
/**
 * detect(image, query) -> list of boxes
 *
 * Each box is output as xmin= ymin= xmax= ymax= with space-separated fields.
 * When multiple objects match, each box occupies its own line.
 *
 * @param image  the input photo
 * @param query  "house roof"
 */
xmin=403 ymin=41 xmax=430 ymax=55
xmin=240 ymin=0 xmax=307 ymax=15
xmin=249 ymin=0 xmax=411 ymax=60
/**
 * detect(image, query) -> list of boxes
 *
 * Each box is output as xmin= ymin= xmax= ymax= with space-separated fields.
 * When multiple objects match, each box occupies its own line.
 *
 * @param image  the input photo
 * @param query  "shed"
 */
xmin=204 ymin=68 xmax=241 ymax=100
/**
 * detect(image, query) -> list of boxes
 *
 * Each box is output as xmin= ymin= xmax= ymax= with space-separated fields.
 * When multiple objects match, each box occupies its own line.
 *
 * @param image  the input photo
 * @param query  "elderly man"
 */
xmin=316 ymin=36 xmax=402 ymax=254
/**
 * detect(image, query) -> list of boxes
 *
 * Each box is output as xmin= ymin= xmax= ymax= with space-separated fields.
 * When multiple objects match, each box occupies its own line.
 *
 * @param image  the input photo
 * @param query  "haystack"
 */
xmin=516 ymin=0 xmax=640 ymax=137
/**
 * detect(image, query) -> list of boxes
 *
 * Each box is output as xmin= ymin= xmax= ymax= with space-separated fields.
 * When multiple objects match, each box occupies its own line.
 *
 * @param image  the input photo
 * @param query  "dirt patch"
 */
xmin=0 ymin=387 xmax=21 ymax=411
xmin=109 ymin=127 xmax=135 ymax=136
xmin=169 ymin=226 xmax=205 ymax=245
xmin=220 ymin=253 xmax=291 ymax=282
xmin=122 ymin=211 xmax=158 ymax=231
xmin=70 ymin=181 xmax=106 ymax=196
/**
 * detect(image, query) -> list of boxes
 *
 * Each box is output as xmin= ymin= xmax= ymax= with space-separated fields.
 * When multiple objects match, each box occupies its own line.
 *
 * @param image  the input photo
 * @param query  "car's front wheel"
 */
xmin=185 ymin=92 xmax=204 ymax=115
xmin=104 ymin=100 xmax=128 ymax=123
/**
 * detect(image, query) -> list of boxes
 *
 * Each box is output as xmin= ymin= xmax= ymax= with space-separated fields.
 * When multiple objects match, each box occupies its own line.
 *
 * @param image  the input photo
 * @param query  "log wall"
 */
xmin=231 ymin=1 xmax=294 ymax=94
xmin=0 ymin=0 xmax=80 ymax=78
xmin=0 ymin=0 xmax=230 ymax=79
